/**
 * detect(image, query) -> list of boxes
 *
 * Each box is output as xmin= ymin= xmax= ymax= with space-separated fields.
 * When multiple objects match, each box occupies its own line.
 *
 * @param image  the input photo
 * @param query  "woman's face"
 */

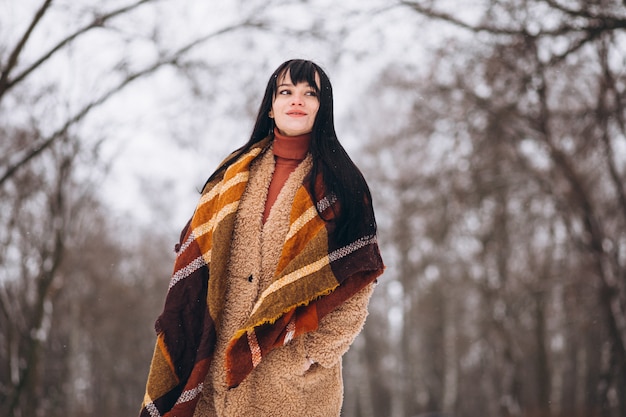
xmin=270 ymin=70 xmax=320 ymax=137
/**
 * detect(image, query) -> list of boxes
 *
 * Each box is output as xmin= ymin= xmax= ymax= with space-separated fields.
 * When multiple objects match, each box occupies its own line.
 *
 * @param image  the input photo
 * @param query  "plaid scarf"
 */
xmin=139 ymin=138 xmax=384 ymax=417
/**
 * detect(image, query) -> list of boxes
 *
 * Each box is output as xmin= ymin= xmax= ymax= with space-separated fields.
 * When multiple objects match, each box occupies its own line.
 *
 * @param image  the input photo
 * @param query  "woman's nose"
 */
xmin=291 ymin=93 xmax=304 ymax=105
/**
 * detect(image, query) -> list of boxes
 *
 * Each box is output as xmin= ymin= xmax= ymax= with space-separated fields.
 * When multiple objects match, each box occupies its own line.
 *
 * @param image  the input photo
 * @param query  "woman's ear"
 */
xmin=269 ymin=110 xmax=274 ymax=118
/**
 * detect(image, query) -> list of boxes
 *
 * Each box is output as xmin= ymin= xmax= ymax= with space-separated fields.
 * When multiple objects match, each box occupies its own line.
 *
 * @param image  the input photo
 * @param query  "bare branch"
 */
xmin=0 ymin=20 xmax=260 ymax=187
xmin=543 ymin=0 xmax=623 ymax=21
xmin=597 ymin=37 xmax=626 ymax=221
xmin=400 ymin=0 xmax=521 ymax=35
xmin=400 ymin=0 xmax=626 ymax=38
xmin=0 ymin=0 xmax=156 ymax=101
xmin=547 ymin=29 xmax=604 ymax=65
xmin=0 ymin=0 xmax=53 ymax=97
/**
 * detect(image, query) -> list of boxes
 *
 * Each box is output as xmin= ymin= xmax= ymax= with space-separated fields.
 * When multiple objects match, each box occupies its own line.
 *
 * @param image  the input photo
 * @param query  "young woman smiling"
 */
xmin=140 ymin=59 xmax=384 ymax=417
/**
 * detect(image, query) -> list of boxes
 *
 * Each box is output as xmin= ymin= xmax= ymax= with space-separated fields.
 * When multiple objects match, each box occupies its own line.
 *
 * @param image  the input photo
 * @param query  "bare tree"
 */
xmin=0 ymin=133 xmax=78 ymax=416
xmin=355 ymin=1 xmax=626 ymax=416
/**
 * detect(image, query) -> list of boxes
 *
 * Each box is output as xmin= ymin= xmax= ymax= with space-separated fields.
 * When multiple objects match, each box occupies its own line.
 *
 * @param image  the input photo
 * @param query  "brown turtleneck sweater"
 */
xmin=263 ymin=128 xmax=311 ymax=223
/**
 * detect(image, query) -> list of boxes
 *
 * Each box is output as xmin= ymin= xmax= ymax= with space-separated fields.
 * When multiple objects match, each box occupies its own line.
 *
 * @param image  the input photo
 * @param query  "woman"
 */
xmin=139 ymin=59 xmax=384 ymax=417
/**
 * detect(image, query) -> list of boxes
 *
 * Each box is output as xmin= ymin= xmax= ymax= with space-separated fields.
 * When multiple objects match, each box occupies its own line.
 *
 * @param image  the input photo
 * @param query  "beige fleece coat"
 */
xmin=192 ymin=147 xmax=374 ymax=417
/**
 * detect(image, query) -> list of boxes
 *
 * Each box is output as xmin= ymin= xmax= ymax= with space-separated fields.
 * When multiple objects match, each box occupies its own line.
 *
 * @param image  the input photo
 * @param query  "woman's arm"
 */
xmin=303 ymin=282 xmax=375 ymax=368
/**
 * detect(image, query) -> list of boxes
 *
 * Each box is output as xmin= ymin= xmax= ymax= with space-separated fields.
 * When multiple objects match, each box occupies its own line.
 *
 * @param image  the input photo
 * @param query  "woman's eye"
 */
xmin=305 ymin=91 xmax=317 ymax=97
xmin=279 ymin=89 xmax=291 ymax=95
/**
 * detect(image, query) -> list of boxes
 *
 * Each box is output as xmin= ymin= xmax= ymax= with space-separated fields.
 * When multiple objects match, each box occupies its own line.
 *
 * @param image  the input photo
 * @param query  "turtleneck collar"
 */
xmin=273 ymin=127 xmax=311 ymax=160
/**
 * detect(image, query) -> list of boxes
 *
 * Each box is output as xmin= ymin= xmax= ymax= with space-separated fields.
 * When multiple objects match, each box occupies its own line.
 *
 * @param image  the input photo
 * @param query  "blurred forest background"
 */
xmin=1 ymin=1 xmax=626 ymax=416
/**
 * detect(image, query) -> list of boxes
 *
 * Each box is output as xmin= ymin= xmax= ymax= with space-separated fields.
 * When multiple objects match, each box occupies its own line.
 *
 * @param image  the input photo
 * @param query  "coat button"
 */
xmin=248 ymin=275 xmax=253 ymax=282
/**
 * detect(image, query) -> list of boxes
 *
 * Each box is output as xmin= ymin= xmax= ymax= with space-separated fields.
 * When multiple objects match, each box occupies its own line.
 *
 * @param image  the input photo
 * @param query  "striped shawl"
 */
xmin=139 ymin=138 xmax=384 ymax=417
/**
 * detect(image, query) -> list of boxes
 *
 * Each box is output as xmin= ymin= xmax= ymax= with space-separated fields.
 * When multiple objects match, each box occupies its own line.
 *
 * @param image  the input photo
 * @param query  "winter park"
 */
xmin=1 ymin=1 xmax=626 ymax=416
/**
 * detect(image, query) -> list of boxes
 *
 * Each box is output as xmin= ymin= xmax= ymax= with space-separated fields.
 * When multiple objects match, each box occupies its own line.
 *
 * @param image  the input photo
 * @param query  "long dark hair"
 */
xmin=205 ymin=59 xmax=376 ymax=245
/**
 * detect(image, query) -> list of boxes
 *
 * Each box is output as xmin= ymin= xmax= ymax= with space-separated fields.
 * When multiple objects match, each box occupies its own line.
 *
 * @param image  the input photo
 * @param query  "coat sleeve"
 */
xmin=303 ymin=282 xmax=375 ymax=368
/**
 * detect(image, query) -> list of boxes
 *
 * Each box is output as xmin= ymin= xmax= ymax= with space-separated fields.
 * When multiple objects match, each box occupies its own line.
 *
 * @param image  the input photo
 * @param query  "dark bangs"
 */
xmin=277 ymin=60 xmax=321 ymax=94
